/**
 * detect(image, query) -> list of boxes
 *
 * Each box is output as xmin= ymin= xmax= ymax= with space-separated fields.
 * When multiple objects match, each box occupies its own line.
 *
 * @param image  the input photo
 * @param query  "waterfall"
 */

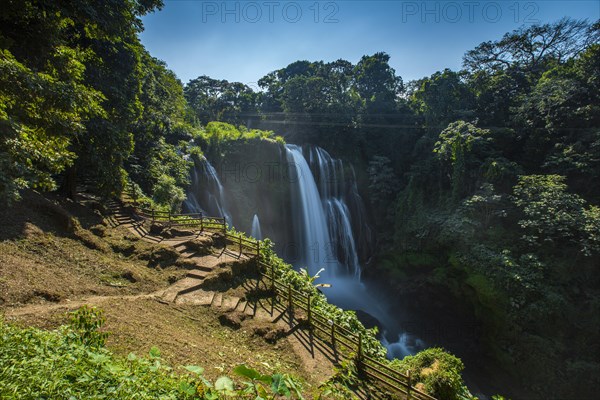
xmin=183 ymin=156 xmax=232 ymax=224
xmin=286 ymin=144 xmax=333 ymax=276
xmin=251 ymin=214 xmax=262 ymax=240
xmin=285 ymin=144 xmax=364 ymax=279
xmin=308 ymin=147 xmax=361 ymax=278
xmin=287 ymin=144 xmax=414 ymax=354
xmin=324 ymin=198 xmax=360 ymax=277
xmin=184 ymin=143 xmax=421 ymax=362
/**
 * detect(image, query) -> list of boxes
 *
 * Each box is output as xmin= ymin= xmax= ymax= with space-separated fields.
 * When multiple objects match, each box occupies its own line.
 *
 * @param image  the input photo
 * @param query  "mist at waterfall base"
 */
xmin=183 ymin=145 xmax=425 ymax=359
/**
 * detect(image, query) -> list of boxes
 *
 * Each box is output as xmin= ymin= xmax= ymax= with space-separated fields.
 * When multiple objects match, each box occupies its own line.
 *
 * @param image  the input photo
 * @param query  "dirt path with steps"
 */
xmin=4 ymin=198 xmax=338 ymax=394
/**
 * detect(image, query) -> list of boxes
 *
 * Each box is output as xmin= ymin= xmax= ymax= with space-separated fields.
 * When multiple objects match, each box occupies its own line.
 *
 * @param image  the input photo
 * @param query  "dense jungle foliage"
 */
xmin=0 ymin=306 xmax=308 ymax=399
xmin=179 ymin=18 xmax=600 ymax=398
xmin=1 ymin=0 xmax=599 ymax=397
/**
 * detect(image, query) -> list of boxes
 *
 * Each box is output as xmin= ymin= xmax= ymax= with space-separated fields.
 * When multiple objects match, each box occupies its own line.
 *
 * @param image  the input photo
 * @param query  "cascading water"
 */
xmin=183 ymin=156 xmax=232 ymax=224
xmin=309 ymin=147 xmax=362 ymax=277
xmin=286 ymin=144 xmax=424 ymax=359
xmin=381 ymin=333 xmax=426 ymax=359
xmin=286 ymin=144 xmax=365 ymax=278
xmin=251 ymin=214 xmax=262 ymax=240
xmin=285 ymin=144 xmax=333 ymax=276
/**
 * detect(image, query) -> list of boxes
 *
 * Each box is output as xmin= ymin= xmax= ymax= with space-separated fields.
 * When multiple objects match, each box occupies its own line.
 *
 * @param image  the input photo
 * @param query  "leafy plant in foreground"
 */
xmin=0 ymin=307 xmax=311 ymax=400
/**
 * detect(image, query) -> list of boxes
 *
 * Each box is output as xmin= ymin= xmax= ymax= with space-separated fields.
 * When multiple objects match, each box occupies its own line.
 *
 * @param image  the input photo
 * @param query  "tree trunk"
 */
xmin=61 ymin=165 xmax=77 ymax=199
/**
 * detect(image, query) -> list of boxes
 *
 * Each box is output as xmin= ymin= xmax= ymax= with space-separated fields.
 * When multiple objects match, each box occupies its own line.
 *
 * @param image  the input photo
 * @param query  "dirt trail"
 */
xmin=3 ymin=292 xmax=163 ymax=317
xmin=2 ymin=199 xmax=337 ymax=395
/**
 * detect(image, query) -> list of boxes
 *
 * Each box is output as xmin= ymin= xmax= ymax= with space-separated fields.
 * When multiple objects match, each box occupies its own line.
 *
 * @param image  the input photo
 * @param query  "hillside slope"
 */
xmin=0 ymin=190 xmax=335 ymax=397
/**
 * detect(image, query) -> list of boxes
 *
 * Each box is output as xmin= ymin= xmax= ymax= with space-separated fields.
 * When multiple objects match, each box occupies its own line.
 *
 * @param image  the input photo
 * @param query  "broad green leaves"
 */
xmin=67 ymin=305 xmax=109 ymax=349
xmin=214 ymin=376 xmax=234 ymax=393
xmin=0 ymin=48 xmax=103 ymax=202
xmin=183 ymin=365 xmax=205 ymax=375
xmin=1 ymin=310 xmax=312 ymax=400
xmin=233 ymin=364 xmax=304 ymax=399
xmin=513 ymin=174 xmax=600 ymax=255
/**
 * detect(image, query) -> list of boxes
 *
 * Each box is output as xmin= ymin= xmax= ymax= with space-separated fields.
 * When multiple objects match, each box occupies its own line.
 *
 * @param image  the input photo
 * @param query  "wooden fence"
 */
xmin=257 ymin=261 xmax=436 ymax=400
xmin=122 ymin=185 xmax=436 ymax=400
xmin=132 ymin=206 xmax=260 ymax=257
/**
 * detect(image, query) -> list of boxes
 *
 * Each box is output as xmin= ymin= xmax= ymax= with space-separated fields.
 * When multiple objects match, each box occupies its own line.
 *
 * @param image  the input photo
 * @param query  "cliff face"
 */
xmin=192 ymin=139 xmax=375 ymax=268
xmin=209 ymin=140 xmax=295 ymax=258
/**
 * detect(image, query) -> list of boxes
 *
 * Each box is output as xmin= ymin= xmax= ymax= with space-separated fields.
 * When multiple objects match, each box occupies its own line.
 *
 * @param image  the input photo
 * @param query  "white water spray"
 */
xmin=251 ymin=214 xmax=262 ymax=240
xmin=184 ymin=156 xmax=232 ymax=224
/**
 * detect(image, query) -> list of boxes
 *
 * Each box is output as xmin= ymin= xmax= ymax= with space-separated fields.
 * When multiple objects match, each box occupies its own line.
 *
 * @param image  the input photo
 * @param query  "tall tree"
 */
xmin=463 ymin=18 xmax=598 ymax=75
xmin=185 ymin=76 xmax=257 ymax=126
xmin=410 ymin=69 xmax=474 ymax=128
xmin=0 ymin=0 xmax=165 ymax=199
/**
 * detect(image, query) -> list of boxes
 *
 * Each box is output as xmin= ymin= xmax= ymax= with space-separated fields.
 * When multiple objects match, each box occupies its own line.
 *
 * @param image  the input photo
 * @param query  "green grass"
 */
xmin=0 ymin=307 xmax=305 ymax=400
xmin=0 ymin=317 xmax=199 ymax=399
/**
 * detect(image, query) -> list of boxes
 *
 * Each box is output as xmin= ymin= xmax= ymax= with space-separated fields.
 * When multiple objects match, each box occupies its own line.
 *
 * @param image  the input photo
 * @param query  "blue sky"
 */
xmin=140 ymin=1 xmax=600 ymax=87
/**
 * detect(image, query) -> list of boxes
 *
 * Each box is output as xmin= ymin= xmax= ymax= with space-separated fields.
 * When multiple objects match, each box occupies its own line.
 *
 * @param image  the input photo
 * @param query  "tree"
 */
xmin=434 ymin=121 xmax=491 ymax=201
xmin=256 ymin=58 xmax=361 ymax=150
xmin=353 ymin=52 xmax=402 ymax=116
xmin=512 ymin=175 xmax=600 ymax=255
xmin=410 ymin=69 xmax=475 ymax=128
xmin=468 ymin=68 xmax=528 ymax=127
xmin=513 ymin=45 xmax=600 ymax=195
xmin=185 ymin=76 xmax=257 ymax=126
xmin=152 ymin=174 xmax=186 ymax=212
xmin=367 ymin=156 xmax=399 ymax=220
xmin=0 ymin=0 xmax=167 ymax=199
xmin=127 ymin=51 xmax=194 ymax=197
xmin=390 ymin=348 xmax=471 ymax=400
xmin=0 ymin=22 xmax=104 ymax=202
xmin=462 ymin=183 xmax=506 ymax=229
xmin=463 ymin=18 xmax=598 ymax=74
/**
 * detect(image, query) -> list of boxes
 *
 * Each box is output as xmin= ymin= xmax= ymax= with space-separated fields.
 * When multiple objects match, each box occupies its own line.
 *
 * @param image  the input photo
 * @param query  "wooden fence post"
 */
xmin=239 ymin=234 xmax=243 ymax=255
xmin=287 ymin=283 xmax=293 ymax=327
xmin=356 ymin=333 xmax=362 ymax=364
xmin=270 ymin=264 xmax=275 ymax=292
xmin=270 ymin=263 xmax=275 ymax=316
xmin=407 ymin=370 xmax=412 ymax=400
xmin=256 ymin=240 xmax=260 ymax=257
xmin=356 ymin=333 xmax=363 ymax=373
xmin=307 ymin=293 xmax=312 ymax=329
xmin=331 ymin=322 xmax=336 ymax=348
xmin=151 ymin=209 xmax=155 ymax=223
xmin=200 ymin=213 xmax=203 ymax=231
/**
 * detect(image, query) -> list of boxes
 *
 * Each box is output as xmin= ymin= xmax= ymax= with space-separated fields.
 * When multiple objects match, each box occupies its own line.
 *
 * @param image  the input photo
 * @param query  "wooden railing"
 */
xmin=122 ymin=184 xmax=436 ymax=400
xmin=257 ymin=261 xmax=436 ymax=400
xmin=131 ymin=206 xmax=260 ymax=257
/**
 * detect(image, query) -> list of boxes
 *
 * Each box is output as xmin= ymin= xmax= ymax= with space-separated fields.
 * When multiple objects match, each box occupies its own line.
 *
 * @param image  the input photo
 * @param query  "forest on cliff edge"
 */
xmin=1 ymin=1 xmax=600 ymax=398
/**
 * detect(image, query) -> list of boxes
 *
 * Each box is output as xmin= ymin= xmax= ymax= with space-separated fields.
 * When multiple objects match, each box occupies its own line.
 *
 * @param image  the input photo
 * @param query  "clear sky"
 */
xmin=140 ymin=0 xmax=600 ymax=87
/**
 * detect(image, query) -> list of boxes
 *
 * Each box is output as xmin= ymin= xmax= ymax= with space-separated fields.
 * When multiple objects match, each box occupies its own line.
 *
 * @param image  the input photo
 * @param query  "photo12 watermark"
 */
xmin=400 ymin=1 xmax=541 ymax=24
xmin=201 ymin=1 xmax=340 ymax=23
